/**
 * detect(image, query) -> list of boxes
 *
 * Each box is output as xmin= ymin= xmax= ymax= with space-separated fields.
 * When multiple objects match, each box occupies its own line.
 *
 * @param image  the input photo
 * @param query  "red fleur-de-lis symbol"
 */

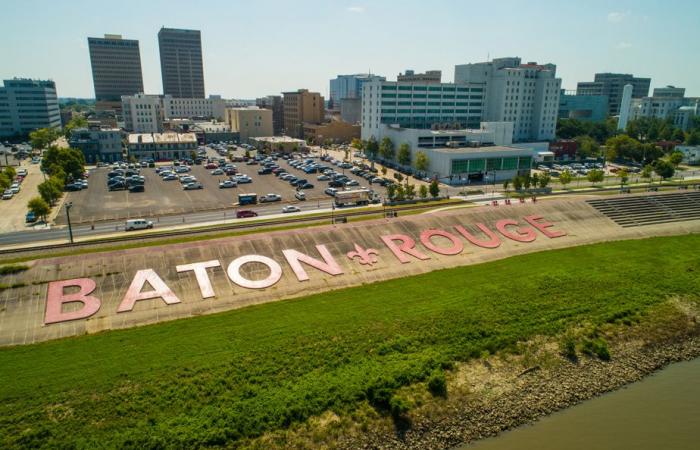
xmin=347 ymin=244 xmax=379 ymax=266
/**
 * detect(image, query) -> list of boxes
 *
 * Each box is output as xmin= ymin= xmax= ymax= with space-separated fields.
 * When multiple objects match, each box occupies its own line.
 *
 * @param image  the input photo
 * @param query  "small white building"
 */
xmin=162 ymin=95 xmax=226 ymax=121
xmin=675 ymin=145 xmax=700 ymax=166
xmin=127 ymin=132 xmax=197 ymax=160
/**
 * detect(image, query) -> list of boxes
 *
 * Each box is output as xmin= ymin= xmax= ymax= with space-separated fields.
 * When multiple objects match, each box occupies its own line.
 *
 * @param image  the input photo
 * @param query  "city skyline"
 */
xmin=1 ymin=0 xmax=699 ymax=99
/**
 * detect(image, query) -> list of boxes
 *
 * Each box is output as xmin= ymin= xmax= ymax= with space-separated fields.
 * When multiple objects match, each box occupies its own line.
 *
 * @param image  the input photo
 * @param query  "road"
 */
xmin=0 ymin=197 xmax=367 ymax=247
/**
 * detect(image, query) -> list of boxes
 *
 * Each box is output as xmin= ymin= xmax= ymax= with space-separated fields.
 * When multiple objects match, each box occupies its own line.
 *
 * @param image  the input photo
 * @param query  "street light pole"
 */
xmin=65 ymin=202 xmax=74 ymax=244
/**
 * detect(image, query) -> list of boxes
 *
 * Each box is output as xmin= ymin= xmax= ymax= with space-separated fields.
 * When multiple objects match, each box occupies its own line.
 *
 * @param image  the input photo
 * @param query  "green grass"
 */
xmin=0 ymin=264 xmax=29 ymax=275
xmin=0 ymin=234 xmax=699 ymax=448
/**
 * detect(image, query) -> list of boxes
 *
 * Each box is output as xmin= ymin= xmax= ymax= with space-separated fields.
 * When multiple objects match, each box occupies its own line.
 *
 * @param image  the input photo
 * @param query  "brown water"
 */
xmin=461 ymin=358 xmax=700 ymax=450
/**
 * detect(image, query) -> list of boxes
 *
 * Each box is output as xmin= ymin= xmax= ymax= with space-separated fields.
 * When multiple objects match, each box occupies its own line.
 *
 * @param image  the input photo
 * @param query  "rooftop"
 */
xmin=128 ymin=133 xmax=197 ymax=144
xmin=249 ymin=136 xmax=305 ymax=144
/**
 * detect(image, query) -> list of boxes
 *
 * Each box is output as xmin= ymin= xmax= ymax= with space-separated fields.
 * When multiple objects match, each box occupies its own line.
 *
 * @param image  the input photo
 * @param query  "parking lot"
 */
xmin=56 ymin=147 xmax=387 ymax=224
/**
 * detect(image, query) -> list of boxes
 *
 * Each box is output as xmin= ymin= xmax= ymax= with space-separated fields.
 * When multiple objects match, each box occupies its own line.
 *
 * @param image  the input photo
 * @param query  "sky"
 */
xmin=1 ymin=0 xmax=699 ymax=99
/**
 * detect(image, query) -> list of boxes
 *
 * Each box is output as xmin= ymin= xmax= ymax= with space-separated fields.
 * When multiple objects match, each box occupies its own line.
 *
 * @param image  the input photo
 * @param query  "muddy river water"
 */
xmin=461 ymin=358 xmax=700 ymax=450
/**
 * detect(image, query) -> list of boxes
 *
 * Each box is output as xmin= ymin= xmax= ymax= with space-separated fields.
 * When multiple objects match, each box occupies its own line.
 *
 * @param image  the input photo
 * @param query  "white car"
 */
xmin=10 ymin=183 xmax=20 ymax=194
xmin=183 ymin=182 xmax=203 ymax=190
xmin=295 ymin=191 xmax=306 ymax=201
xmin=219 ymin=180 xmax=237 ymax=189
xmin=2 ymin=190 xmax=13 ymax=200
xmin=260 ymin=193 xmax=281 ymax=203
xmin=282 ymin=205 xmax=301 ymax=213
xmin=211 ymin=168 xmax=224 ymax=175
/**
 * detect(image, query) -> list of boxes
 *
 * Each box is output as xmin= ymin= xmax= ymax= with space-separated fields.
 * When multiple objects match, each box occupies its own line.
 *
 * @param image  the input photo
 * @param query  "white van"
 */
xmin=125 ymin=219 xmax=154 ymax=231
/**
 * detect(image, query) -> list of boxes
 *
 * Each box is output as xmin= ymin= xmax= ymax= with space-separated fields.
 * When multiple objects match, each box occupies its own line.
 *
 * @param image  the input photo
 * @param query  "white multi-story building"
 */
xmin=361 ymin=79 xmax=486 ymax=141
xmin=162 ymin=95 xmax=226 ymax=121
xmin=628 ymin=87 xmax=699 ymax=131
xmin=0 ymin=78 xmax=61 ymax=137
xmin=454 ymin=57 xmax=561 ymax=142
xmin=121 ymin=94 xmax=163 ymax=133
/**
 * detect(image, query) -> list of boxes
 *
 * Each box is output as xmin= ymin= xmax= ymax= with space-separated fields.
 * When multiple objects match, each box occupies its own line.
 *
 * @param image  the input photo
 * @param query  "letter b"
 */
xmin=45 ymin=278 xmax=101 ymax=325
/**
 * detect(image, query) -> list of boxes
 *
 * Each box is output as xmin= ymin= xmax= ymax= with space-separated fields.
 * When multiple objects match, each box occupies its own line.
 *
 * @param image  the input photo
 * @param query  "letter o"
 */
xmin=227 ymin=255 xmax=282 ymax=289
xmin=419 ymin=229 xmax=464 ymax=255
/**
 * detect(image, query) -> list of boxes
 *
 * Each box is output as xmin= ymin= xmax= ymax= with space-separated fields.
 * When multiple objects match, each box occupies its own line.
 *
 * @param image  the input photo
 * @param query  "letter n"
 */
xmin=282 ymin=244 xmax=343 ymax=282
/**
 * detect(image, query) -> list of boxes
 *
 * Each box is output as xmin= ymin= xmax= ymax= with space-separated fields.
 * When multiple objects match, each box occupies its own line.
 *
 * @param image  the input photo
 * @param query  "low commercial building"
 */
xmin=249 ymin=136 xmax=306 ymax=153
xmin=675 ymin=145 xmax=700 ymax=165
xmin=225 ymin=107 xmax=273 ymax=141
xmin=127 ymin=132 xmax=197 ymax=160
xmin=0 ymin=78 xmax=61 ymax=137
xmin=549 ymin=140 xmax=578 ymax=160
xmin=121 ymin=94 xmax=163 ymax=133
xmin=68 ymin=128 xmax=123 ymax=163
xmin=374 ymin=122 xmax=513 ymax=152
xmin=422 ymin=145 xmax=535 ymax=184
xmin=191 ymin=121 xmax=238 ymax=144
xmin=283 ymin=89 xmax=325 ymax=138
xmin=303 ymin=120 xmax=360 ymax=144
xmin=558 ymin=90 xmax=608 ymax=122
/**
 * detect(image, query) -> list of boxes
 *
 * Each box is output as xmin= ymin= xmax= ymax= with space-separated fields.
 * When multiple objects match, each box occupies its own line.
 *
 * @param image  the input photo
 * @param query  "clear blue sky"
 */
xmin=1 ymin=0 xmax=698 ymax=99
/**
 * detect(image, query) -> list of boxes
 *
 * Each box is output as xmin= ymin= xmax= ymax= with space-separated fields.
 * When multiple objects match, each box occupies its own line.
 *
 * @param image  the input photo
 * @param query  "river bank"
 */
xmin=334 ymin=299 xmax=700 ymax=450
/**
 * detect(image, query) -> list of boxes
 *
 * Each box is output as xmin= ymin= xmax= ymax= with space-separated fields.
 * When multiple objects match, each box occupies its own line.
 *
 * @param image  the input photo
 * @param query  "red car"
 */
xmin=236 ymin=210 xmax=258 ymax=218
xmin=205 ymin=163 xmax=219 ymax=169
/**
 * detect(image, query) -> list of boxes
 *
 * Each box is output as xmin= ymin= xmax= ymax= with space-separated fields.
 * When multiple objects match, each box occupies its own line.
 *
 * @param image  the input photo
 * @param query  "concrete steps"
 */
xmin=587 ymin=192 xmax=700 ymax=227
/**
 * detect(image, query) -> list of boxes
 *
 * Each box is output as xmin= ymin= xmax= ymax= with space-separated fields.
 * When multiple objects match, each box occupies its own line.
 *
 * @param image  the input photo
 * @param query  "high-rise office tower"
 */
xmin=576 ymin=73 xmax=650 ymax=116
xmin=158 ymin=27 xmax=205 ymax=98
xmin=88 ymin=34 xmax=144 ymax=112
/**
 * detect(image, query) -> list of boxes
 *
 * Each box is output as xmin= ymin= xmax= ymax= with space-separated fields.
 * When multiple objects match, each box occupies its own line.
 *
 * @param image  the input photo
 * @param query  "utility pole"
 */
xmin=65 ymin=202 xmax=74 ymax=244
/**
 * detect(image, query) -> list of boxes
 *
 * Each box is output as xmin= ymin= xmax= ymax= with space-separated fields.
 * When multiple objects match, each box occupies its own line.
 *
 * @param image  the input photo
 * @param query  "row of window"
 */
xmin=450 ymin=156 xmax=532 ymax=174
xmin=381 ymin=85 xmax=483 ymax=93
xmin=382 ymin=101 xmax=481 ymax=107
xmin=380 ymin=93 xmax=482 ymax=100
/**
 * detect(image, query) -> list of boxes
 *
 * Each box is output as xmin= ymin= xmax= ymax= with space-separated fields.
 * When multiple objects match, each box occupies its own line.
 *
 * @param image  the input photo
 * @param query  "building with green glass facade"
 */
xmin=421 ymin=145 xmax=535 ymax=184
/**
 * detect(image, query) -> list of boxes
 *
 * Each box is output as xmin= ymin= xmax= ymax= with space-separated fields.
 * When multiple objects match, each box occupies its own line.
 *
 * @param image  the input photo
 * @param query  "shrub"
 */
xmin=559 ymin=334 xmax=577 ymax=361
xmin=581 ymin=338 xmax=611 ymax=361
xmin=389 ymin=395 xmax=410 ymax=420
xmin=427 ymin=370 xmax=447 ymax=397
xmin=0 ymin=264 xmax=29 ymax=275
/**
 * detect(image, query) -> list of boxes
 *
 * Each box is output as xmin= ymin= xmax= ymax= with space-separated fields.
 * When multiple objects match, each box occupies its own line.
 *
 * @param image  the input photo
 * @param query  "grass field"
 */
xmin=1 ymin=234 xmax=699 ymax=448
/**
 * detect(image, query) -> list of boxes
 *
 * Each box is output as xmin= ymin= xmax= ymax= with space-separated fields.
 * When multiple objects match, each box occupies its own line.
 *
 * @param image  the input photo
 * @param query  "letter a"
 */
xmin=45 ymin=278 xmax=101 ymax=324
xmin=118 ymin=269 xmax=181 ymax=313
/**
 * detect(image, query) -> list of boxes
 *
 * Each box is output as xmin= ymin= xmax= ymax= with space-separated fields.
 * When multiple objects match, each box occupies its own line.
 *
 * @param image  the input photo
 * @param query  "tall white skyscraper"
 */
xmin=454 ymin=57 xmax=561 ymax=142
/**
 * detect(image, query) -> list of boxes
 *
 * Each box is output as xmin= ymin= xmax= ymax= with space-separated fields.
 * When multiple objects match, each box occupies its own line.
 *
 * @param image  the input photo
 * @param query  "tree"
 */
xmin=0 ymin=173 xmax=10 ymax=190
xmin=575 ymin=135 xmax=601 ymax=158
xmin=365 ymin=137 xmax=379 ymax=160
xmin=397 ymin=143 xmax=411 ymax=167
xmin=512 ymin=175 xmax=523 ymax=191
xmin=419 ymin=184 xmax=428 ymax=199
xmin=671 ymin=128 xmax=686 ymax=142
xmin=502 ymin=179 xmax=510 ymax=193
xmin=41 ymin=146 xmax=85 ymax=180
xmin=414 ymin=151 xmax=429 ymax=173
xmin=559 ymin=170 xmax=573 ymax=189
xmin=405 ymin=184 xmax=416 ymax=200
xmin=523 ymin=173 xmax=532 ymax=189
xmin=429 ymin=179 xmax=440 ymax=198
xmin=380 ymin=166 xmax=387 ymax=176
xmin=605 ymin=135 xmax=642 ymax=162
xmin=539 ymin=173 xmax=551 ymax=189
xmin=617 ymin=168 xmax=629 ymax=186
xmin=556 ymin=119 xmax=589 ymax=140
xmin=386 ymin=184 xmax=396 ymax=201
xmin=685 ymin=130 xmax=700 ymax=146
xmin=27 ymin=197 xmax=50 ymax=222
xmin=38 ymin=178 xmax=63 ymax=205
xmin=29 ymin=127 xmax=61 ymax=150
xmin=63 ymin=116 xmax=88 ymax=137
xmin=350 ymin=138 xmax=363 ymax=150
xmin=379 ymin=137 xmax=394 ymax=161
xmin=587 ymin=169 xmax=605 ymax=186
xmin=343 ymin=147 xmax=350 ymax=161
xmin=393 ymin=172 xmax=403 ymax=183
xmin=668 ymin=151 xmax=684 ymax=166
xmin=641 ymin=164 xmax=653 ymax=180
xmin=653 ymin=160 xmax=675 ymax=180
xmin=394 ymin=184 xmax=405 ymax=201
xmin=531 ymin=173 xmax=539 ymax=189
xmin=4 ymin=166 xmax=16 ymax=180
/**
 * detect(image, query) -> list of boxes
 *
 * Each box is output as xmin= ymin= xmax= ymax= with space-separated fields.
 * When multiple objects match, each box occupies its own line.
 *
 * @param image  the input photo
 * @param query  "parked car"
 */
xmin=258 ymin=167 xmax=272 ymax=175
xmin=298 ymin=182 xmax=314 ymax=190
xmin=25 ymin=211 xmax=37 ymax=223
xmin=236 ymin=210 xmax=258 ymax=218
xmin=236 ymin=175 xmax=252 ymax=183
xmin=345 ymin=180 xmax=360 ymax=187
xmin=211 ymin=168 xmax=224 ymax=175
xmin=205 ymin=163 xmax=218 ymax=169
xmin=317 ymin=174 xmax=330 ymax=181
xmin=324 ymin=187 xmax=338 ymax=196
xmin=183 ymin=182 xmax=204 ymax=190
xmin=108 ymin=182 xmax=127 ymax=191
xmin=260 ymin=193 xmax=282 ymax=203
xmin=128 ymin=184 xmax=145 ymax=193
xmin=163 ymin=174 xmax=178 ymax=181
xmin=125 ymin=219 xmax=153 ymax=231
xmin=295 ymin=191 xmax=306 ymax=201
xmin=282 ymin=205 xmax=301 ymax=213
xmin=65 ymin=183 xmax=82 ymax=191
xmin=219 ymin=180 xmax=237 ymax=189
xmin=2 ymin=190 xmax=13 ymax=200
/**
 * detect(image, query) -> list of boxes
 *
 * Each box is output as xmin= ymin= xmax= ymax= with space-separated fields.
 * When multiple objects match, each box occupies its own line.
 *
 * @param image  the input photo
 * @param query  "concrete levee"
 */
xmin=1 ymin=196 xmax=699 ymax=346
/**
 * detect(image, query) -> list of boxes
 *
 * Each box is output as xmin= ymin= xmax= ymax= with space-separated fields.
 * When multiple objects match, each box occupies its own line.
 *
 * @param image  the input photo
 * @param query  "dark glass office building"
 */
xmin=158 ymin=28 xmax=205 ymax=98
